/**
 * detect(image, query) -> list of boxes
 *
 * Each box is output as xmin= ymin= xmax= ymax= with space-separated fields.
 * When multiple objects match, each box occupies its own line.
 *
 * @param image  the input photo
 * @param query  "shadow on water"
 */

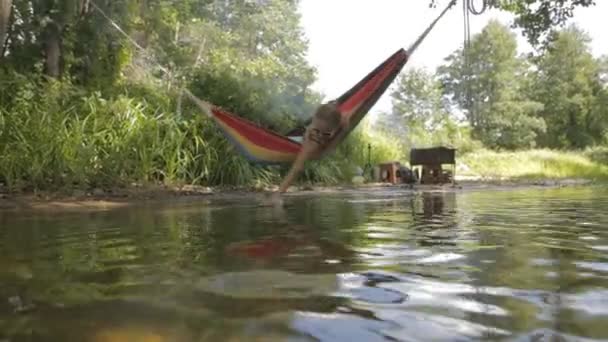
xmin=2 ymin=185 xmax=608 ymax=340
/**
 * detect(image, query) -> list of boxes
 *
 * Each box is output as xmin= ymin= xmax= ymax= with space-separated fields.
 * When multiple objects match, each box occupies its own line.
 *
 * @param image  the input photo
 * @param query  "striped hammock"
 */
xmin=184 ymin=1 xmax=454 ymax=165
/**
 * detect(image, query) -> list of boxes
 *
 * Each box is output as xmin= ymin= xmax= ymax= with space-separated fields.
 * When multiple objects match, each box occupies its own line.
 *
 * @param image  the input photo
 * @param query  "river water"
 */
xmin=1 ymin=185 xmax=608 ymax=341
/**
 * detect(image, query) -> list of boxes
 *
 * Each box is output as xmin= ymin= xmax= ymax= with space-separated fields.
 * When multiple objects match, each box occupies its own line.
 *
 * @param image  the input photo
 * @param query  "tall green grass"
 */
xmin=0 ymin=75 xmax=402 ymax=192
xmin=459 ymin=148 xmax=608 ymax=181
xmin=296 ymin=121 xmax=404 ymax=185
xmin=0 ymin=76 xmax=280 ymax=191
xmin=4 ymin=75 xmax=605 ymax=191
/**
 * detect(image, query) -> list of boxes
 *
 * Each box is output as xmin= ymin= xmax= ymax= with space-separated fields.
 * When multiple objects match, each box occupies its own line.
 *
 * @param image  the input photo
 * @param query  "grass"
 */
xmin=0 ymin=76 xmax=402 ymax=193
xmin=0 ymin=77 xmax=281 ymax=192
xmin=458 ymin=147 xmax=608 ymax=181
xmin=5 ymin=75 xmax=607 ymax=193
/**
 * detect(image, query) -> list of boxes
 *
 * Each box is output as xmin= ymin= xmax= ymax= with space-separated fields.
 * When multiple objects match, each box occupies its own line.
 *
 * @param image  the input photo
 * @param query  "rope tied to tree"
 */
xmin=463 ymin=0 xmax=492 ymax=47
xmin=467 ymin=0 xmax=490 ymax=15
xmin=462 ymin=0 xmax=492 ymax=124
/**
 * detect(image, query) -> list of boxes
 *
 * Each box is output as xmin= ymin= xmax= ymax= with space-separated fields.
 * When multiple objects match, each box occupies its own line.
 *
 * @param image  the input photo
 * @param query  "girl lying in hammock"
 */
xmin=274 ymin=100 xmax=348 ymax=196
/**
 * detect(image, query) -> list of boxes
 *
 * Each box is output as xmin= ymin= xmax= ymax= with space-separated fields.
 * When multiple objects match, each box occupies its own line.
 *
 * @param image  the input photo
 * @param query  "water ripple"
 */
xmin=2 ymin=187 xmax=608 ymax=340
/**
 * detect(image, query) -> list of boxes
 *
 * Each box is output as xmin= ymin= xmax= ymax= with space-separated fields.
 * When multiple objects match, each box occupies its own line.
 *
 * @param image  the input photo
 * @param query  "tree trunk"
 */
xmin=44 ymin=23 xmax=61 ymax=77
xmin=136 ymin=0 xmax=149 ymax=48
xmin=78 ymin=0 xmax=90 ymax=17
xmin=0 ymin=0 xmax=12 ymax=53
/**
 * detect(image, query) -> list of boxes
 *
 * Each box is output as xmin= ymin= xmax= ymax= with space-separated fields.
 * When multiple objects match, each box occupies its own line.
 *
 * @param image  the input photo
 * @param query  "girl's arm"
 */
xmin=278 ymin=153 xmax=307 ymax=193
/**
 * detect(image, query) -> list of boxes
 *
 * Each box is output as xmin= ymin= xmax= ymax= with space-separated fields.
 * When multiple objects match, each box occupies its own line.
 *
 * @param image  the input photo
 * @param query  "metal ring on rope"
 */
xmin=466 ymin=0 xmax=490 ymax=15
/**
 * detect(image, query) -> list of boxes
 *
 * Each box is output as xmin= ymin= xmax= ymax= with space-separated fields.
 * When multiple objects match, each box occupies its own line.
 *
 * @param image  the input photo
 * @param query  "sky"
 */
xmin=297 ymin=0 xmax=608 ymax=119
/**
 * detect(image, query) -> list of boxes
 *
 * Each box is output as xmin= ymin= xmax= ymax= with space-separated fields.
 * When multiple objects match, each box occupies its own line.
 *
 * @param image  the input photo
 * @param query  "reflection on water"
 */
xmin=2 ymin=185 xmax=608 ymax=341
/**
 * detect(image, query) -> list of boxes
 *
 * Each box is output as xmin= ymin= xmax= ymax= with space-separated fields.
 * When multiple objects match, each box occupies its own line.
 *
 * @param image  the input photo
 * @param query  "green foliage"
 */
xmin=384 ymin=67 xmax=449 ymax=135
xmin=430 ymin=0 xmax=597 ymax=46
xmin=375 ymin=66 xmax=483 ymax=157
xmin=336 ymin=122 xmax=402 ymax=164
xmin=3 ymin=0 xmax=136 ymax=84
xmin=382 ymin=19 xmax=607 ymax=161
xmin=584 ymin=146 xmax=608 ymax=165
xmin=0 ymin=74 xmax=401 ymax=191
xmin=1 ymin=0 xmax=372 ymax=191
xmin=298 ymin=121 xmax=404 ymax=185
xmin=532 ymin=25 xmax=607 ymax=148
xmin=133 ymin=0 xmax=318 ymax=130
xmin=2 ymin=0 xmax=607 ymax=192
xmin=0 ymin=73 xmax=283 ymax=191
xmin=438 ymin=20 xmax=546 ymax=150
xmin=497 ymin=0 xmax=596 ymax=46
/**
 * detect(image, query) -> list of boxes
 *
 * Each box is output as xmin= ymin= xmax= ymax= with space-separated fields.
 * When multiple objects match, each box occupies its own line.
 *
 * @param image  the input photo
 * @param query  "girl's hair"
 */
xmin=314 ymin=102 xmax=341 ymax=128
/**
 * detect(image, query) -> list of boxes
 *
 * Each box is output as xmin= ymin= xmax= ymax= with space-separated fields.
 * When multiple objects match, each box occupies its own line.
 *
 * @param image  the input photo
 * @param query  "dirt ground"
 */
xmin=0 ymin=178 xmax=594 ymax=213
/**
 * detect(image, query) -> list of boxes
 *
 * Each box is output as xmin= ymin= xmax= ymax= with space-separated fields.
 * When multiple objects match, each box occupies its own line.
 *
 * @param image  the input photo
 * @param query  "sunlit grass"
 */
xmin=459 ymin=148 xmax=608 ymax=181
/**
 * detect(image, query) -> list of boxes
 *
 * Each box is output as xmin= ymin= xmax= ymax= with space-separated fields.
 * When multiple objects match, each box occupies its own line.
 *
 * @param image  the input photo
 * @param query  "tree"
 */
xmin=533 ymin=25 xmax=605 ymax=148
xmin=599 ymin=56 xmax=608 ymax=86
xmin=0 ymin=0 xmax=11 ymax=55
xmin=376 ymin=67 xmax=471 ymax=152
xmin=178 ymin=0 xmax=318 ymax=131
xmin=2 ymin=0 xmax=136 ymax=82
xmin=0 ymin=0 xmax=330 ymax=191
xmin=1 ymin=0 xmax=317 ymax=125
xmin=385 ymin=68 xmax=449 ymax=135
xmin=498 ymin=0 xmax=595 ymax=46
xmin=438 ymin=20 xmax=545 ymax=149
xmin=430 ymin=0 xmax=596 ymax=46
xmin=590 ymin=57 xmax=608 ymax=145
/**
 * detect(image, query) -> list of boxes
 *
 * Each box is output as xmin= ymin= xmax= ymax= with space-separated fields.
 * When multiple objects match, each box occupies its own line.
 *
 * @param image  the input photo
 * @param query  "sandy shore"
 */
xmin=0 ymin=178 xmax=595 ymax=213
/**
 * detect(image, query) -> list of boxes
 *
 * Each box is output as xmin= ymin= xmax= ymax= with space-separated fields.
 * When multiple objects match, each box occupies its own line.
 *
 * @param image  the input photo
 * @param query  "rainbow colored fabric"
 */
xmin=205 ymin=48 xmax=409 ymax=164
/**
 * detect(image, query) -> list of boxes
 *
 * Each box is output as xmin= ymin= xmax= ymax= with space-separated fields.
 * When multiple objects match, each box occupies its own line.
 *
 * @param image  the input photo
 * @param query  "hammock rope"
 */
xmin=462 ymin=0 xmax=491 ymax=121
xmin=89 ymin=0 xmax=182 ymax=90
xmin=408 ymin=0 xmax=457 ymax=56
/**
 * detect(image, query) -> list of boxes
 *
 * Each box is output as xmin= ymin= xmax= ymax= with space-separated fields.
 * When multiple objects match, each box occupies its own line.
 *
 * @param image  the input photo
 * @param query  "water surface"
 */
xmin=1 ymin=185 xmax=608 ymax=341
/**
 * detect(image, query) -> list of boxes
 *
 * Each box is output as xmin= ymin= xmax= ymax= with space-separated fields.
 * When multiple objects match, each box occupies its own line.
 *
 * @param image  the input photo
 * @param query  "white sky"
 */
xmin=298 ymin=0 xmax=608 ymax=118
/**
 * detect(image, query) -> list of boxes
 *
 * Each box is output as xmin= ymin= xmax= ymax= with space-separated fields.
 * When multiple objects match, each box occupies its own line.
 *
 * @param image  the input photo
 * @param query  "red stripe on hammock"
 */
xmin=338 ymin=50 xmax=408 ymax=114
xmin=212 ymin=108 xmax=302 ymax=153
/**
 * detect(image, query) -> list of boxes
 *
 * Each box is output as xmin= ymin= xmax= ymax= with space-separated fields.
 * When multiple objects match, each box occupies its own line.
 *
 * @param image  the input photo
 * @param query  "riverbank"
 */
xmin=0 ymin=177 xmax=597 ymax=213
xmin=4 ymin=146 xmax=607 ymax=213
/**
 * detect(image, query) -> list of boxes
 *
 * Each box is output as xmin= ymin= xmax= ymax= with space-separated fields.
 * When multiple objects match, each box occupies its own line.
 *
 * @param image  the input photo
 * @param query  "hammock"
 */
xmin=184 ymin=49 xmax=407 ymax=164
xmin=184 ymin=1 xmax=455 ymax=165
